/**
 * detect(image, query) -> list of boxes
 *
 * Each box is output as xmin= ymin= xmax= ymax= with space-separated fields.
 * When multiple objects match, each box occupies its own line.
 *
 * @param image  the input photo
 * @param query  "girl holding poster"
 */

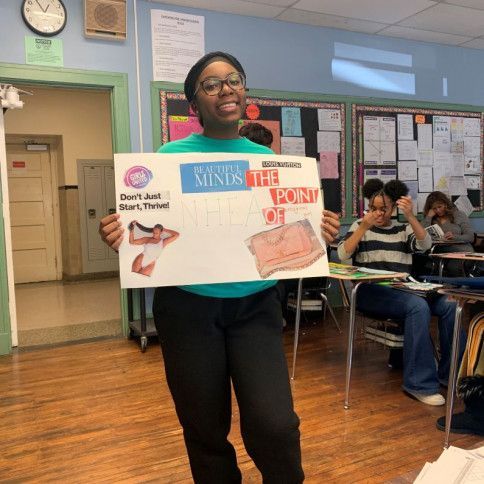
xmin=100 ymin=52 xmax=340 ymax=483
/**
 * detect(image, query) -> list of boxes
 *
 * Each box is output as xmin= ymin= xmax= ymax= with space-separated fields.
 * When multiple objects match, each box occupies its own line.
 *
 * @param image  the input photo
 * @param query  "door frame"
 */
xmin=0 ymin=62 xmax=131 ymax=354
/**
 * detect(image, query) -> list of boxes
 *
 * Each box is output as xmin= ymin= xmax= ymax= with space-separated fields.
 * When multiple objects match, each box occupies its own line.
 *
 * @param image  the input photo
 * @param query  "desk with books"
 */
xmin=437 ymin=287 xmax=484 ymax=448
xmin=430 ymin=252 xmax=484 ymax=279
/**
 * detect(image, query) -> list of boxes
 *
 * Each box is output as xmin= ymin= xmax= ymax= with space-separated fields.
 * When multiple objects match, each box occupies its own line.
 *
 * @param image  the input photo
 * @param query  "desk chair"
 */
xmin=286 ymin=276 xmax=341 ymax=332
xmin=289 ymin=276 xmax=342 ymax=379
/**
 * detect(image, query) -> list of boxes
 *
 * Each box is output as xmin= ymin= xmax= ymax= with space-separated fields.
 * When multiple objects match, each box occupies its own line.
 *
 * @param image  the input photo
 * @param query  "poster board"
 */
xmin=154 ymin=88 xmax=347 ymax=217
xmin=352 ymin=104 xmax=484 ymax=217
xmin=115 ymin=153 xmax=328 ymax=288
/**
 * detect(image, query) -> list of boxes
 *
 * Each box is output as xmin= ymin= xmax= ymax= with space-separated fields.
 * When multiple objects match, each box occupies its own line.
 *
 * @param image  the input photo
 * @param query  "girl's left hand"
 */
xmin=396 ymin=196 xmax=414 ymax=219
xmin=444 ymin=231 xmax=455 ymax=240
xmin=320 ymin=210 xmax=340 ymax=244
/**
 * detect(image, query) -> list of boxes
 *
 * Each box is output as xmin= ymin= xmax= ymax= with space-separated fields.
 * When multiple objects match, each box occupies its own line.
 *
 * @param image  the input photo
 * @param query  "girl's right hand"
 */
xmin=99 ymin=213 xmax=124 ymax=252
xmin=360 ymin=210 xmax=378 ymax=229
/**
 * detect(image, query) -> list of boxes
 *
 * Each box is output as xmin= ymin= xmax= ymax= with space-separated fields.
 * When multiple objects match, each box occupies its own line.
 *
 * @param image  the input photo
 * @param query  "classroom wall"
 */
xmin=1 ymin=0 xmax=483 ymax=230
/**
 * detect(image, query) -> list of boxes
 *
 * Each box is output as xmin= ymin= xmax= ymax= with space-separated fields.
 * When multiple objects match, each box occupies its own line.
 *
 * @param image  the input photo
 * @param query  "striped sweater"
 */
xmin=337 ymin=219 xmax=432 ymax=273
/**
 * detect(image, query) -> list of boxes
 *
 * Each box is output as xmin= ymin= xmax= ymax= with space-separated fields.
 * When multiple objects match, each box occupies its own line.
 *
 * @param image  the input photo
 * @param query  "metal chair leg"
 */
xmin=320 ymin=292 xmax=341 ymax=333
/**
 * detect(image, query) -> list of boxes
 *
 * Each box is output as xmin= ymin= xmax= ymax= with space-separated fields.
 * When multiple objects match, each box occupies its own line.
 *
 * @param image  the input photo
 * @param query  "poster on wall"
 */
xmin=115 ymin=153 xmax=329 ymax=289
xmin=151 ymin=9 xmax=204 ymax=82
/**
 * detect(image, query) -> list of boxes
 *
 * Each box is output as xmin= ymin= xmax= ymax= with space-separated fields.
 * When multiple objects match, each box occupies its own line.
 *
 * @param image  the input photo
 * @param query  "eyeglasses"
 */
xmin=368 ymin=205 xmax=393 ymax=215
xmin=194 ymin=72 xmax=246 ymax=97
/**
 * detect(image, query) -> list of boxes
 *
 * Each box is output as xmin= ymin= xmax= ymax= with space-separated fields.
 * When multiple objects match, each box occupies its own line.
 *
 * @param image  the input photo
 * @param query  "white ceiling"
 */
xmin=149 ymin=0 xmax=484 ymax=49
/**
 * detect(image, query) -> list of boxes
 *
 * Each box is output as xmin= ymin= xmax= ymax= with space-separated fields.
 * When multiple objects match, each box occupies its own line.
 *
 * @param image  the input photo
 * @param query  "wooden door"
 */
xmin=6 ymin=144 xmax=58 ymax=283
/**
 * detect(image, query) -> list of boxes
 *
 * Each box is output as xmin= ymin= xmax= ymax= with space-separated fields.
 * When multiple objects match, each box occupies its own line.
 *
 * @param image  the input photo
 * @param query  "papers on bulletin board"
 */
xmin=114 ymin=153 xmax=328 ymax=288
xmin=418 ymin=149 xmax=433 ymax=167
xmin=398 ymin=140 xmax=417 ymax=160
xmin=417 ymin=193 xmax=429 ymax=213
xmin=464 ymin=136 xmax=480 ymax=157
xmin=417 ymin=124 xmax=433 ymax=150
xmin=465 ymin=155 xmax=481 ymax=174
xmin=281 ymin=107 xmax=302 ymax=137
xmin=281 ymin=136 xmax=306 ymax=156
xmin=450 ymin=117 xmax=464 ymax=142
xmin=319 ymin=152 xmax=339 ymax=179
xmin=434 ymin=156 xmax=452 ymax=191
xmin=397 ymin=114 xmax=414 ymax=140
xmin=364 ymin=140 xmax=396 ymax=165
xmin=465 ymin=175 xmax=481 ymax=190
xmin=364 ymin=168 xmax=396 ymax=184
xmin=449 ymin=177 xmax=467 ymax=196
xmin=434 ymin=136 xmax=451 ymax=153
xmin=168 ymin=116 xmax=203 ymax=141
xmin=433 ymin=116 xmax=450 ymax=137
xmin=418 ymin=167 xmax=433 ymax=192
xmin=364 ymin=116 xmax=395 ymax=141
xmin=464 ymin=117 xmax=480 ymax=137
xmin=398 ymin=161 xmax=417 ymax=180
xmin=451 ymin=153 xmax=465 ymax=176
xmin=406 ymin=180 xmax=418 ymax=214
xmin=317 ymin=131 xmax=340 ymax=153
xmin=151 ymin=9 xmax=205 ymax=82
xmin=318 ymin=109 xmax=341 ymax=131
xmin=454 ymin=195 xmax=474 ymax=216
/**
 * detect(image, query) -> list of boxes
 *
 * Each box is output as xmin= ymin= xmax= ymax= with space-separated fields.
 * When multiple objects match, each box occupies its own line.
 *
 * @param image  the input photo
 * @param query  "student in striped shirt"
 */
xmin=338 ymin=179 xmax=466 ymax=406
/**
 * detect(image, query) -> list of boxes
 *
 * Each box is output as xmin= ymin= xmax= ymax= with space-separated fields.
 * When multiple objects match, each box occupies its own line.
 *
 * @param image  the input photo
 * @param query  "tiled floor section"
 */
xmin=15 ymin=278 xmax=122 ymax=346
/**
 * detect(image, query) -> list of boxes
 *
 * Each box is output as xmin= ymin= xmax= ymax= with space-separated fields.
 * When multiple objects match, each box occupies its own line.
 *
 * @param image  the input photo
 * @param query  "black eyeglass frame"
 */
xmin=194 ymin=72 xmax=247 ymax=97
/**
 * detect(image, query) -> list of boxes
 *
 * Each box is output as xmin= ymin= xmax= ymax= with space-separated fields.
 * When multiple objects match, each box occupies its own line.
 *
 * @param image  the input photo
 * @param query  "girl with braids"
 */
xmin=128 ymin=221 xmax=179 ymax=276
xmin=338 ymin=179 xmax=466 ymax=406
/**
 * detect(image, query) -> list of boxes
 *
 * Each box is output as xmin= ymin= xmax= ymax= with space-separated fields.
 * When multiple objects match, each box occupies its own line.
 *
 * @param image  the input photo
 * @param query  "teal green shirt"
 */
xmin=157 ymin=133 xmax=278 ymax=298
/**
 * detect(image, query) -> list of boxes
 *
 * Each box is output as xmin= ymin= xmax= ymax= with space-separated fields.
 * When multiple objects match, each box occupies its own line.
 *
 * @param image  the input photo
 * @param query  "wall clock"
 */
xmin=21 ymin=0 xmax=67 ymax=37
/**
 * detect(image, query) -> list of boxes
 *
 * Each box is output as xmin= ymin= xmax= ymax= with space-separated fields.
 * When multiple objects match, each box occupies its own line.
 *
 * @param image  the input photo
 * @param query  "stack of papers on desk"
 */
xmin=390 ymin=281 xmax=444 ymax=296
xmin=415 ymin=445 xmax=484 ymax=483
xmin=328 ymin=262 xmax=400 ymax=278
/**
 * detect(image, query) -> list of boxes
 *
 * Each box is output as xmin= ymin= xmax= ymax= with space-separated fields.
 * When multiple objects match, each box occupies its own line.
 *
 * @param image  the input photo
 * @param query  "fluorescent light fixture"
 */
xmin=334 ymin=42 xmax=412 ymax=68
xmin=332 ymin=59 xmax=415 ymax=95
xmin=443 ymin=77 xmax=448 ymax=97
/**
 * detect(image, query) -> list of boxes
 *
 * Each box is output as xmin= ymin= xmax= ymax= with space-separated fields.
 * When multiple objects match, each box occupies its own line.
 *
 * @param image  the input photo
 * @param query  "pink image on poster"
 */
xmin=168 ymin=116 xmax=203 ymax=141
xmin=319 ymin=151 xmax=339 ymax=179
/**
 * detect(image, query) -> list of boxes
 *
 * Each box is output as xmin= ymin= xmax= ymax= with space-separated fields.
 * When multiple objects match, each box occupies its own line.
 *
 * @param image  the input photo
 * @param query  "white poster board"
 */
xmin=115 ymin=153 xmax=329 ymax=288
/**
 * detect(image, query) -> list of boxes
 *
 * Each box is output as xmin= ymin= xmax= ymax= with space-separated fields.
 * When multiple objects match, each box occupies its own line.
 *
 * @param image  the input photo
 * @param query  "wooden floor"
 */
xmin=1 ymin=310 xmax=481 ymax=483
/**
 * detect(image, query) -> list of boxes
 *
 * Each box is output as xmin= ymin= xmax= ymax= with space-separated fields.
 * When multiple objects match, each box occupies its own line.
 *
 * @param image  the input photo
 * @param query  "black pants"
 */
xmin=153 ymin=285 xmax=304 ymax=484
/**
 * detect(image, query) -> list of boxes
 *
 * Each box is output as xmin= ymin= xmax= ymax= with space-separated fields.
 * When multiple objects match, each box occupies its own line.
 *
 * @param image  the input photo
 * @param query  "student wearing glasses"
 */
xmin=100 ymin=52 xmax=340 ymax=483
xmin=338 ymin=178 xmax=465 ymax=406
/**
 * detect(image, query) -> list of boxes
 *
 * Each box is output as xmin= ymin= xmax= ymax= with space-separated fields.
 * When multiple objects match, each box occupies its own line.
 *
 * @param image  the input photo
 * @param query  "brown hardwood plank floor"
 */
xmin=0 ymin=309 xmax=481 ymax=483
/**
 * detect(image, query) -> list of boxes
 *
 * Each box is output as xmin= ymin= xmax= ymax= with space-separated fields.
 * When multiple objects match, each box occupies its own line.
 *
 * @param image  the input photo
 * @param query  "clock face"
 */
xmin=22 ymin=0 xmax=67 ymax=37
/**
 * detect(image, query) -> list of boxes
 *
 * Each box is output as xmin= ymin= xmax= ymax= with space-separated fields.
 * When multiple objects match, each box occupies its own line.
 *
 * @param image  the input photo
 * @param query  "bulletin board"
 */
xmin=153 ymin=87 xmax=347 ymax=217
xmin=352 ymin=104 xmax=484 ymax=217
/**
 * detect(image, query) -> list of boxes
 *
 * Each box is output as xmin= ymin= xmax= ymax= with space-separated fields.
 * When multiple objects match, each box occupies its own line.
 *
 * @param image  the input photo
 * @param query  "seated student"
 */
xmin=422 ymin=191 xmax=475 ymax=276
xmin=239 ymin=122 xmax=273 ymax=148
xmin=337 ymin=178 xmax=466 ymax=406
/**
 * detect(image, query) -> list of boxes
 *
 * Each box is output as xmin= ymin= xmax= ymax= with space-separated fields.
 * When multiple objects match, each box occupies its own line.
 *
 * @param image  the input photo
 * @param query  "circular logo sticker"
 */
xmin=246 ymin=104 xmax=260 ymax=120
xmin=124 ymin=166 xmax=153 ymax=189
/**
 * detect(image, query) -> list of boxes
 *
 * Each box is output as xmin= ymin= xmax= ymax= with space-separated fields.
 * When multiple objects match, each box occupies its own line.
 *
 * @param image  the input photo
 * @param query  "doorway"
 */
xmin=1 ymin=78 xmax=130 ymax=349
xmin=0 ymin=63 xmax=131 ymax=354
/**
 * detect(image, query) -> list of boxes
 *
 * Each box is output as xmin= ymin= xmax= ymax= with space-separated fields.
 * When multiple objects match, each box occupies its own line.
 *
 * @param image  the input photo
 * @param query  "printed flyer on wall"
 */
xmin=115 ymin=153 xmax=329 ymax=288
